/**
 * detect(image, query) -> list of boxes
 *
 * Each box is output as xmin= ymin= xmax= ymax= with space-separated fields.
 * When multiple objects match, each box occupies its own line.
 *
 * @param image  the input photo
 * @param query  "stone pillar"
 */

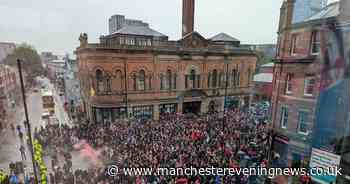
xmin=178 ymin=102 xmax=183 ymax=114
xmin=128 ymin=106 xmax=133 ymax=118
xmin=201 ymin=98 xmax=208 ymax=114
xmin=154 ymin=104 xmax=160 ymax=121
xmin=220 ymin=96 xmax=225 ymax=112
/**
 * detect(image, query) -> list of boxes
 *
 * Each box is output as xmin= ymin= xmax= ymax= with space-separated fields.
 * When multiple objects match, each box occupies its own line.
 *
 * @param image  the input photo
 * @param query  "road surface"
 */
xmin=0 ymin=79 xmax=90 ymax=174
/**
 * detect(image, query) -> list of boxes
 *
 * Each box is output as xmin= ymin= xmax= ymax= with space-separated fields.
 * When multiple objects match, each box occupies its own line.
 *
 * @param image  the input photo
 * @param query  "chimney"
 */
xmin=284 ymin=0 xmax=295 ymax=30
xmin=182 ymin=0 xmax=195 ymax=37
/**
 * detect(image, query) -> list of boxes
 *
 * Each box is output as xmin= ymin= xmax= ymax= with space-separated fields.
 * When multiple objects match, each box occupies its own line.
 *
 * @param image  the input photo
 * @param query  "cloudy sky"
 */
xmin=0 ymin=0 xmax=337 ymax=54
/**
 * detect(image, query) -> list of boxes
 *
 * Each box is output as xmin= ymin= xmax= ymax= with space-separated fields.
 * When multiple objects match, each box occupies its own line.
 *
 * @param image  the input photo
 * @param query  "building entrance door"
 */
xmin=183 ymin=102 xmax=201 ymax=115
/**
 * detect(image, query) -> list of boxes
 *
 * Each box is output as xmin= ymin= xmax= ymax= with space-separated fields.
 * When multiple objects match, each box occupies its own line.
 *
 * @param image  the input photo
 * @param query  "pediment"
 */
xmin=180 ymin=32 xmax=208 ymax=48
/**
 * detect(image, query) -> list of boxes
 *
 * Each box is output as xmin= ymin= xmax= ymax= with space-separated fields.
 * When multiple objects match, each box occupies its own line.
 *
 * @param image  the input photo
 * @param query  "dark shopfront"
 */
xmin=183 ymin=101 xmax=201 ymax=115
xmin=92 ymin=106 xmax=127 ymax=123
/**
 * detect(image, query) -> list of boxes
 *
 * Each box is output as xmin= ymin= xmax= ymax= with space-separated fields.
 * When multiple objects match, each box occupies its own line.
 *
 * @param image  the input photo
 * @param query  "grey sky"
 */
xmin=0 ymin=0 xmax=337 ymax=54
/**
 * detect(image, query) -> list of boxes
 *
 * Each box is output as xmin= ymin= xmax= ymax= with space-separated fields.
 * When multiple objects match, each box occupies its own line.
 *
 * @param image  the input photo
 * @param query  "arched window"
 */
xmin=132 ymin=73 xmax=137 ymax=91
xmin=208 ymin=72 xmax=212 ymax=88
xmin=232 ymin=69 xmax=237 ymax=87
xmin=105 ymin=74 xmax=112 ymax=93
xmin=212 ymin=69 xmax=218 ymax=88
xmin=160 ymin=73 xmax=164 ymax=90
xmin=138 ymin=70 xmax=146 ymax=90
xmin=166 ymin=69 xmax=172 ymax=90
xmin=96 ymin=69 xmax=104 ymax=92
xmin=115 ymin=70 xmax=123 ymax=90
xmin=247 ymin=68 xmax=251 ymax=86
xmin=219 ymin=72 xmax=225 ymax=87
xmin=190 ymin=69 xmax=196 ymax=88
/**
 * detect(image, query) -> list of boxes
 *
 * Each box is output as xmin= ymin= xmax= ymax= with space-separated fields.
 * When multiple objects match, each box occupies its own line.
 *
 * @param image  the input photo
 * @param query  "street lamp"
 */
xmin=17 ymin=59 xmax=39 ymax=184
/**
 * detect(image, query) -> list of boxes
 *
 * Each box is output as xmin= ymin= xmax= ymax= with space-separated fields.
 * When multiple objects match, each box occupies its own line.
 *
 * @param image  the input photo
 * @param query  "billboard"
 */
xmin=309 ymin=148 xmax=341 ymax=184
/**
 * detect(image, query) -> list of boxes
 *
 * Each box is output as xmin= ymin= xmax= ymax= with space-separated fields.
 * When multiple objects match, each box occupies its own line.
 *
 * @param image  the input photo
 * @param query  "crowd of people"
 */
xmin=29 ymin=106 xmax=271 ymax=184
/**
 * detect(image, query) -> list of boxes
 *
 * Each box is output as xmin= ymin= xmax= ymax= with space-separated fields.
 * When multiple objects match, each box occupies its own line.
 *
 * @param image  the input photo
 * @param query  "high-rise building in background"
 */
xmin=292 ymin=0 xmax=328 ymax=23
xmin=108 ymin=15 xmax=149 ymax=34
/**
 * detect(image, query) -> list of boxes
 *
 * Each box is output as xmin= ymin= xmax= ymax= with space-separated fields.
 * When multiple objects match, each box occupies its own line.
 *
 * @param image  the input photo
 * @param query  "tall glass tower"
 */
xmin=292 ymin=0 xmax=328 ymax=23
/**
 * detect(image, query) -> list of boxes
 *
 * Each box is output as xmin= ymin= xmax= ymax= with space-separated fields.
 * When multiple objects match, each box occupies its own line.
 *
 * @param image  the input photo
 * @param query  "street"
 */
xmin=0 ymin=80 xmax=90 ymax=174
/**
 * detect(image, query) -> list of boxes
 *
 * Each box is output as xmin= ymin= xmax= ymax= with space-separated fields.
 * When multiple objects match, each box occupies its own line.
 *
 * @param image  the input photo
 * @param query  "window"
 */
xmin=311 ymin=31 xmax=320 ymax=55
xmin=247 ymin=68 xmax=252 ymax=86
xmin=208 ymin=72 xmax=212 ymax=88
xmin=105 ymin=75 xmax=111 ymax=93
xmin=280 ymin=106 xmax=288 ymax=129
xmin=115 ymin=70 xmax=123 ymax=90
xmin=285 ymin=73 xmax=293 ymax=94
xmin=218 ymin=72 xmax=223 ymax=87
xmin=186 ymin=69 xmax=199 ymax=89
xmin=190 ymin=69 xmax=196 ymax=88
xmin=138 ymin=70 xmax=146 ymax=90
xmin=212 ymin=69 xmax=218 ymax=87
xmin=290 ymin=34 xmax=297 ymax=55
xmin=232 ymin=69 xmax=237 ymax=87
xmin=120 ymin=37 xmax=125 ymax=45
xmin=173 ymin=73 xmax=177 ymax=89
xmin=276 ymin=37 xmax=281 ymax=57
xmin=132 ymin=74 xmax=137 ymax=91
xmin=147 ymin=39 xmax=152 ymax=46
xmin=298 ymin=111 xmax=309 ymax=135
xmin=96 ymin=69 xmax=104 ymax=93
xmin=160 ymin=73 xmax=164 ymax=90
xmin=166 ymin=69 xmax=172 ymax=90
xmin=304 ymin=76 xmax=315 ymax=96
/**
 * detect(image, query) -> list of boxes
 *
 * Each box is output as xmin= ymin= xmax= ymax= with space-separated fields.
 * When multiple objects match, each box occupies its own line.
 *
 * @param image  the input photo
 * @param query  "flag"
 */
xmin=90 ymin=87 xmax=95 ymax=97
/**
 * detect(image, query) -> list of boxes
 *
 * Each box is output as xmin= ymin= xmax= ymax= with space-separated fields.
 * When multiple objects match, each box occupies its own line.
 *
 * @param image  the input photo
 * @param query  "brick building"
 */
xmin=271 ymin=0 xmax=348 ymax=167
xmin=76 ymin=0 xmax=257 ymax=122
xmin=253 ymin=63 xmax=274 ymax=101
xmin=0 ymin=64 xmax=20 ymax=129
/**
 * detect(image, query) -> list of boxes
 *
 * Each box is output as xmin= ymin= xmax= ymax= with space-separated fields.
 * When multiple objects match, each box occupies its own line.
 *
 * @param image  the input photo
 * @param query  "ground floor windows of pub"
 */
xmin=159 ymin=103 xmax=177 ymax=115
xmin=132 ymin=105 xmax=154 ymax=120
xmin=93 ymin=107 xmax=127 ymax=123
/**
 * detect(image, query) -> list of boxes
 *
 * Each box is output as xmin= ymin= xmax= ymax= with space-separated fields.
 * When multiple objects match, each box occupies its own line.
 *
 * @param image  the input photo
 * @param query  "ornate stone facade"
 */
xmin=76 ymin=1 xmax=257 ymax=122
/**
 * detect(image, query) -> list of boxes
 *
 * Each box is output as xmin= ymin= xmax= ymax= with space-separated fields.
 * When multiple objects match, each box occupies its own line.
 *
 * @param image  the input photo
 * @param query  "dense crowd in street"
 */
xmin=28 ymin=105 xmax=270 ymax=184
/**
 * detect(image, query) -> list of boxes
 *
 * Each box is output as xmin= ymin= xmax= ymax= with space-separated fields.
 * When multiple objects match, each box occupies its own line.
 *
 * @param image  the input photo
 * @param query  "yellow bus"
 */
xmin=41 ymin=90 xmax=55 ymax=115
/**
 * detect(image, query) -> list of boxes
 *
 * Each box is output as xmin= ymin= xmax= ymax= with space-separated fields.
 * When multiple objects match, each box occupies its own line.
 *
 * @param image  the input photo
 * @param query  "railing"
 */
xmin=83 ymin=42 xmax=254 ymax=54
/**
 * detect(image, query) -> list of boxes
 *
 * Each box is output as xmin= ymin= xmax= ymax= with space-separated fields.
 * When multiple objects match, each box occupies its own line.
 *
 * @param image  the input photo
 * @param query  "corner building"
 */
xmin=76 ymin=0 xmax=257 ymax=122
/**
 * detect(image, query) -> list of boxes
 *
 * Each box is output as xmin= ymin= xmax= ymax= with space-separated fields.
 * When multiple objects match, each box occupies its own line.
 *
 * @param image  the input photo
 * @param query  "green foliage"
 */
xmin=33 ymin=139 xmax=47 ymax=184
xmin=0 ymin=170 xmax=7 ymax=183
xmin=255 ymin=50 xmax=273 ymax=72
xmin=4 ymin=43 xmax=43 ymax=80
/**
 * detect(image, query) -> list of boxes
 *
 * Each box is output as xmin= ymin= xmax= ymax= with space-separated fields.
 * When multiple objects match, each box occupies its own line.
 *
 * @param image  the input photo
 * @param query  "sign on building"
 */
xmin=309 ymin=148 xmax=341 ymax=184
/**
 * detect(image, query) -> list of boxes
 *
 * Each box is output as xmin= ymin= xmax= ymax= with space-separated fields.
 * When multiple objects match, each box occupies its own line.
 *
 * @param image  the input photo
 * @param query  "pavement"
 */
xmin=0 ymin=78 xmax=90 ymax=174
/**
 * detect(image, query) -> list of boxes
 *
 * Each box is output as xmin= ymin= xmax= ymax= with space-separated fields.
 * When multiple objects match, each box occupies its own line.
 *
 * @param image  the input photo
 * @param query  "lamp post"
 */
xmin=17 ymin=59 xmax=39 ymax=184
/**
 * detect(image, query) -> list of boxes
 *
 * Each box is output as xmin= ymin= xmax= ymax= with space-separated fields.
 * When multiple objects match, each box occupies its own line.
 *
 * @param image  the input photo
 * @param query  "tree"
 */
xmin=255 ymin=50 xmax=273 ymax=72
xmin=4 ymin=43 xmax=44 ymax=83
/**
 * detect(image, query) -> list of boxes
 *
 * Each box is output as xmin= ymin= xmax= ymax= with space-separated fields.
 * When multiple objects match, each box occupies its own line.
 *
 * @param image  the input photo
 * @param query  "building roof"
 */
xmin=261 ymin=62 xmax=274 ymax=67
xmin=253 ymin=73 xmax=273 ymax=83
xmin=304 ymin=2 xmax=340 ymax=22
xmin=112 ymin=25 xmax=167 ymax=37
xmin=210 ymin=33 xmax=240 ymax=42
